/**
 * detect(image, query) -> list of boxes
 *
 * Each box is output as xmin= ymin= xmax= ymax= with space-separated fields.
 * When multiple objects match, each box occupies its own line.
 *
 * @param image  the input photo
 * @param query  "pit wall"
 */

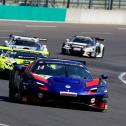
xmin=0 ymin=5 xmax=66 ymax=22
xmin=66 ymin=9 xmax=126 ymax=25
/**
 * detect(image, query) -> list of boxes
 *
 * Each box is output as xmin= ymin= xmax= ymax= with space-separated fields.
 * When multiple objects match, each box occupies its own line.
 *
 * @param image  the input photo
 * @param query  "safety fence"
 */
xmin=0 ymin=5 xmax=126 ymax=25
xmin=0 ymin=0 xmax=126 ymax=10
xmin=0 ymin=5 xmax=66 ymax=21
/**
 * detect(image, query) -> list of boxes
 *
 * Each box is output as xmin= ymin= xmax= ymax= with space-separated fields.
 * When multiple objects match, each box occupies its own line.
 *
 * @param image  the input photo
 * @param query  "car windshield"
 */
xmin=72 ymin=37 xmax=95 ymax=46
xmin=6 ymin=50 xmax=43 ymax=59
xmin=12 ymin=39 xmax=40 ymax=48
xmin=32 ymin=62 xmax=92 ymax=80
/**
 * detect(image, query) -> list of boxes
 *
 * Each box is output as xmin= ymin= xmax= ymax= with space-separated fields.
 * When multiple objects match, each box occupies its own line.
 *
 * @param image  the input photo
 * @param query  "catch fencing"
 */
xmin=0 ymin=0 xmax=126 ymax=10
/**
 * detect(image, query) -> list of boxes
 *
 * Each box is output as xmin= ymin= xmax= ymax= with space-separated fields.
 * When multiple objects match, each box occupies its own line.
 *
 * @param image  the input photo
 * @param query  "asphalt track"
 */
xmin=0 ymin=21 xmax=126 ymax=126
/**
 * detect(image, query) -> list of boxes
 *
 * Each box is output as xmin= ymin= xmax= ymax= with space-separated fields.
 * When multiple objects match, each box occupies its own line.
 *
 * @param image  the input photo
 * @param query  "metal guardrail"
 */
xmin=0 ymin=0 xmax=126 ymax=10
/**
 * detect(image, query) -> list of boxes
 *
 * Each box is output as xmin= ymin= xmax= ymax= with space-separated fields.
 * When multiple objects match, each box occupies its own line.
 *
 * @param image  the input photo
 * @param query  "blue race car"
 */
xmin=9 ymin=58 xmax=108 ymax=111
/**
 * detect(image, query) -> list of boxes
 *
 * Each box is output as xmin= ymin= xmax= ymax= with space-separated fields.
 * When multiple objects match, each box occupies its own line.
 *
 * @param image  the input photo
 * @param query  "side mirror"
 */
xmin=5 ymin=40 xmax=9 ymax=45
xmin=66 ymin=39 xmax=70 ymax=42
xmin=14 ymin=65 xmax=26 ymax=72
xmin=101 ymin=74 xmax=108 ymax=79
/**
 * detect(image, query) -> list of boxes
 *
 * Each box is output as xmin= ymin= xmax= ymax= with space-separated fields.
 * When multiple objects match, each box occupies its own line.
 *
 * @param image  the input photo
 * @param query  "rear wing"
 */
xmin=94 ymin=37 xmax=104 ymax=41
xmin=9 ymin=34 xmax=47 ymax=42
xmin=39 ymin=38 xmax=47 ymax=43
xmin=47 ymin=57 xmax=86 ymax=66
xmin=71 ymin=60 xmax=86 ymax=66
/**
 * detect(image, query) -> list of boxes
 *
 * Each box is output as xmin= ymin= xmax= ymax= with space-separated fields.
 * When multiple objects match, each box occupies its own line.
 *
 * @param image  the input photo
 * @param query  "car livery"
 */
xmin=4 ymin=35 xmax=49 ymax=57
xmin=9 ymin=58 xmax=109 ymax=111
xmin=0 ymin=48 xmax=44 ymax=74
xmin=0 ymin=46 xmax=12 ymax=55
xmin=61 ymin=35 xmax=105 ymax=58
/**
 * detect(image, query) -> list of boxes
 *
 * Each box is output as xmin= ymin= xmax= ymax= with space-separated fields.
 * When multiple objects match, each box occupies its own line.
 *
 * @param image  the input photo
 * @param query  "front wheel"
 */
xmin=90 ymin=52 xmax=96 ymax=58
xmin=9 ymin=81 xmax=18 ymax=101
xmin=61 ymin=48 xmax=67 ymax=54
xmin=95 ymin=99 xmax=108 ymax=112
xmin=101 ymin=47 xmax=105 ymax=58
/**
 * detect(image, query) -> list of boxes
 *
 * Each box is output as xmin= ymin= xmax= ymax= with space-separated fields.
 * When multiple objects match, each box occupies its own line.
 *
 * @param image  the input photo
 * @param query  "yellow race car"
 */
xmin=4 ymin=35 xmax=50 ymax=57
xmin=0 ymin=48 xmax=44 ymax=75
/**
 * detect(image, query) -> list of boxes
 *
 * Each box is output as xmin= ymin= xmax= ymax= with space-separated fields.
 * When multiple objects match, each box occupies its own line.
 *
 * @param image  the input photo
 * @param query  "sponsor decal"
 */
xmin=60 ymin=91 xmax=77 ymax=97
xmin=65 ymin=85 xmax=71 ymax=89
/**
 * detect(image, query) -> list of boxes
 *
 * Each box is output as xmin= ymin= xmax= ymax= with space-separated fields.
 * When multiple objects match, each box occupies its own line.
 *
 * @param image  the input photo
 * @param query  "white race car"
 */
xmin=4 ymin=35 xmax=49 ymax=57
xmin=61 ymin=35 xmax=105 ymax=58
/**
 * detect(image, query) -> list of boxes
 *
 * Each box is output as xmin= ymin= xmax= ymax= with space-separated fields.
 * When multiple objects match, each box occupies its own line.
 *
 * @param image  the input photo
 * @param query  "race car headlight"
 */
xmin=41 ymin=45 xmax=48 ymax=51
xmin=5 ymin=58 xmax=16 ymax=64
xmin=66 ymin=43 xmax=70 ymax=46
xmin=36 ymin=82 xmax=48 ymax=91
xmin=64 ymin=42 xmax=71 ymax=47
xmin=4 ymin=60 xmax=16 ymax=68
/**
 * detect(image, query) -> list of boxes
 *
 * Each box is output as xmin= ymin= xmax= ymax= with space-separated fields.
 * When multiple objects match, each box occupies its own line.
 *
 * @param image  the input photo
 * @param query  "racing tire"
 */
xmin=61 ymin=48 xmax=67 ymax=55
xmin=79 ymin=50 xmax=84 ymax=57
xmin=101 ymin=47 xmax=105 ymax=58
xmin=9 ymin=81 xmax=17 ymax=101
xmin=95 ymin=99 xmax=108 ymax=112
xmin=9 ymin=86 xmax=14 ymax=100
xmin=90 ymin=52 xmax=96 ymax=58
xmin=70 ymin=49 xmax=74 ymax=55
xmin=94 ymin=46 xmax=101 ymax=58
xmin=9 ymin=70 xmax=16 ymax=101
xmin=9 ymin=70 xmax=21 ymax=102
xmin=18 ymin=84 xmax=27 ymax=103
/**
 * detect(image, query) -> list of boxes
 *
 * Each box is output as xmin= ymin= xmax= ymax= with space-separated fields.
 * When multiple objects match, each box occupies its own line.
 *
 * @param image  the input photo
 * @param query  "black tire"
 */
xmin=70 ymin=48 xmax=74 ymax=55
xmin=61 ymin=48 xmax=66 ymax=54
xmin=9 ymin=81 xmax=17 ymax=101
xmin=80 ymin=49 xmax=84 ymax=57
xmin=9 ymin=70 xmax=19 ymax=101
xmin=90 ymin=52 xmax=96 ymax=58
xmin=96 ymin=99 xmax=108 ymax=112
xmin=101 ymin=47 xmax=105 ymax=58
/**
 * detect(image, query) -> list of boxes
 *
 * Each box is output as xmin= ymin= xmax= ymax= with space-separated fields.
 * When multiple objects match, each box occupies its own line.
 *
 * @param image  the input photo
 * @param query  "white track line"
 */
xmin=0 ymin=123 xmax=10 ymax=126
xmin=0 ymin=37 xmax=8 ymax=39
xmin=118 ymin=72 xmax=126 ymax=84
xmin=118 ymin=27 xmax=126 ymax=30
xmin=0 ymin=30 xmax=24 ymax=33
xmin=25 ymin=25 xmax=57 ymax=28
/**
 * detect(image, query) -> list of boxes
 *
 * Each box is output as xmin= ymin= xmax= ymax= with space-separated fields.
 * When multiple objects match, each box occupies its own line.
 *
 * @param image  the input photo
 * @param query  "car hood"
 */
xmin=9 ymin=45 xmax=40 ymax=50
xmin=67 ymin=42 xmax=93 ymax=47
xmin=32 ymin=74 xmax=93 ymax=94
xmin=69 ymin=42 xmax=88 ymax=46
xmin=48 ymin=76 xmax=85 ymax=93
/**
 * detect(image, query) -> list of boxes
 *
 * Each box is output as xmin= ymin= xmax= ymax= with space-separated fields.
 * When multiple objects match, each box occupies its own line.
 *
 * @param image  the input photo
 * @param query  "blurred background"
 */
xmin=0 ymin=0 xmax=126 ymax=10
